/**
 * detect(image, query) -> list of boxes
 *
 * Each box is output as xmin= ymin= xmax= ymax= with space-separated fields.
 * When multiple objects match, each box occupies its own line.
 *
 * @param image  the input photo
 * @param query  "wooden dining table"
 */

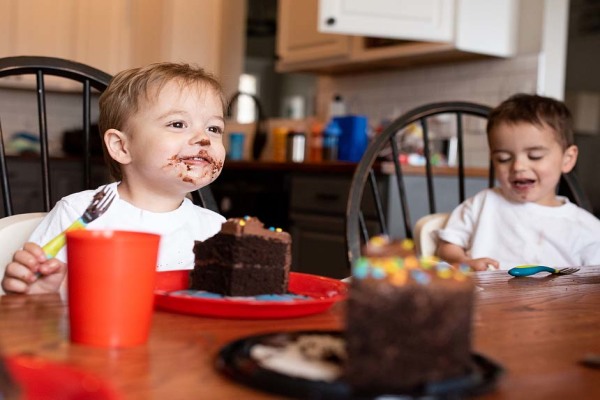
xmin=1 ymin=267 xmax=599 ymax=399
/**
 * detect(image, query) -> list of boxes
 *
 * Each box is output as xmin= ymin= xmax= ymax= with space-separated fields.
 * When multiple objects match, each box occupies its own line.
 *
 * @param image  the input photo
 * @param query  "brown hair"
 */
xmin=487 ymin=93 xmax=574 ymax=150
xmin=98 ymin=62 xmax=225 ymax=180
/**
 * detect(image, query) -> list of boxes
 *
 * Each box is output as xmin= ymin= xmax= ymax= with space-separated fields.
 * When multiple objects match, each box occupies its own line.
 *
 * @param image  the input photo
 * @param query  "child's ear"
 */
xmin=561 ymin=145 xmax=578 ymax=173
xmin=104 ymin=129 xmax=132 ymax=165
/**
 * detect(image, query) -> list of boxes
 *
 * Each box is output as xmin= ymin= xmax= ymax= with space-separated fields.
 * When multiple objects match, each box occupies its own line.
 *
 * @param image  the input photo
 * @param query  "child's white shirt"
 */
xmin=28 ymin=182 xmax=225 ymax=271
xmin=437 ymin=187 xmax=600 ymax=270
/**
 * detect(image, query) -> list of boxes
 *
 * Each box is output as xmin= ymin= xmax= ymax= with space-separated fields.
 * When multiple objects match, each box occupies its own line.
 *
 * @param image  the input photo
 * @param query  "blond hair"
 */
xmin=98 ymin=62 xmax=225 ymax=180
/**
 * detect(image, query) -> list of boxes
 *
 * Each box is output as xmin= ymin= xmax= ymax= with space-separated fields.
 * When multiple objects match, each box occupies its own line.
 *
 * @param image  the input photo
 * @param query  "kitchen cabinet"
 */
xmin=288 ymin=170 xmax=490 ymax=278
xmin=277 ymin=0 xmax=351 ymax=64
xmin=320 ymin=0 xmax=454 ymax=43
xmin=289 ymin=173 xmax=381 ymax=278
xmin=0 ymin=0 xmax=245 ymax=95
xmin=319 ymin=0 xmax=544 ymax=58
xmin=276 ymin=0 xmax=483 ymax=74
xmin=5 ymin=0 xmax=77 ymax=60
xmin=0 ymin=0 xmax=126 ymax=88
xmin=74 ymin=0 xmax=131 ymax=77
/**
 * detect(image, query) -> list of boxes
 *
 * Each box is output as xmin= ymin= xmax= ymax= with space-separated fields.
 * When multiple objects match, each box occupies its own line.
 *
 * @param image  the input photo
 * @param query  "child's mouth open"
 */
xmin=511 ymin=178 xmax=536 ymax=191
xmin=166 ymin=151 xmax=224 ymax=183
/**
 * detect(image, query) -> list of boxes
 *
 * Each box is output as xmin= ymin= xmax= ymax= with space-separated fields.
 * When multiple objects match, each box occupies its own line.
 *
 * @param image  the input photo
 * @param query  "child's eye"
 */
xmin=208 ymin=126 xmax=224 ymax=135
xmin=168 ymin=121 xmax=186 ymax=129
xmin=494 ymin=156 xmax=511 ymax=164
xmin=528 ymin=154 xmax=544 ymax=161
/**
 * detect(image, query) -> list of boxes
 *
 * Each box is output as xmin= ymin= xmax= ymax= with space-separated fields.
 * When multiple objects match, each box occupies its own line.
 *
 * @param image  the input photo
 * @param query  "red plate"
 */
xmin=154 ymin=270 xmax=347 ymax=319
xmin=5 ymin=355 xmax=120 ymax=399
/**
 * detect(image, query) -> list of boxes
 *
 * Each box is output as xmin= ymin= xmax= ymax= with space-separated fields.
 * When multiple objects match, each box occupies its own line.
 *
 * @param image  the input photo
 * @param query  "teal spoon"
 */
xmin=508 ymin=265 xmax=580 ymax=277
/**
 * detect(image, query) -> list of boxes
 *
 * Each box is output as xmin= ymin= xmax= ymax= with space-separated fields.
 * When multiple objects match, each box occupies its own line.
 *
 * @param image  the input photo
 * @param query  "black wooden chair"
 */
xmin=346 ymin=101 xmax=591 ymax=267
xmin=0 ymin=56 xmax=218 ymax=217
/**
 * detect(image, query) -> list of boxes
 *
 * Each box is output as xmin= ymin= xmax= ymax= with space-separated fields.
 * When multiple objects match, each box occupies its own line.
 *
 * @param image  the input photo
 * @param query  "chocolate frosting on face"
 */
xmin=219 ymin=217 xmax=291 ymax=242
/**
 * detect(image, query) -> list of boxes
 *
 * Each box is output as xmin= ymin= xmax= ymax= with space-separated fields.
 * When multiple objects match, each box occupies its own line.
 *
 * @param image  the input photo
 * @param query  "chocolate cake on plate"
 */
xmin=345 ymin=235 xmax=475 ymax=394
xmin=190 ymin=216 xmax=291 ymax=296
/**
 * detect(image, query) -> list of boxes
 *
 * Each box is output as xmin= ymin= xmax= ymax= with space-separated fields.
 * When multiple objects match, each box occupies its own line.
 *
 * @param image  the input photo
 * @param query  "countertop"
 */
xmin=224 ymin=160 xmax=489 ymax=178
xmin=6 ymin=155 xmax=490 ymax=178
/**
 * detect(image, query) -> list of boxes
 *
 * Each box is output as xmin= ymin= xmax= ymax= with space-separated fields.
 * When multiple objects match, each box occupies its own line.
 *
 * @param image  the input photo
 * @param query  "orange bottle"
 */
xmin=272 ymin=127 xmax=288 ymax=162
xmin=309 ymin=121 xmax=324 ymax=163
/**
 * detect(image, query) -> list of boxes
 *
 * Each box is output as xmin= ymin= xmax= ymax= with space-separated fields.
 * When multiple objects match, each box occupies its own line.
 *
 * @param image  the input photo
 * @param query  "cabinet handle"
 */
xmin=326 ymin=17 xmax=336 ymax=26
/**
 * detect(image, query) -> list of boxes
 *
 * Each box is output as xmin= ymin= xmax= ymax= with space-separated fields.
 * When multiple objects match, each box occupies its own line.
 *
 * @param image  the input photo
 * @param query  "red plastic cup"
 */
xmin=66 ymin=230 xmax=160 ymax=348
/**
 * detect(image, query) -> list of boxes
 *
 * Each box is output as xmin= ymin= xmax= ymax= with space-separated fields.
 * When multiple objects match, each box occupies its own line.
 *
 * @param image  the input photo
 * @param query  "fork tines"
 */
xmin=558 ymin=267 xmax=580 ymax=275
xmin=82 ymin=185 xmax=116 ymax=223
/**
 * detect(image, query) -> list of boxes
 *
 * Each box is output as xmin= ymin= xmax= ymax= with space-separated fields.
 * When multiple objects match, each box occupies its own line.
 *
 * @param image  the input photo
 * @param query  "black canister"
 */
xmin=286 ymin=131 xmax=306 ymax=163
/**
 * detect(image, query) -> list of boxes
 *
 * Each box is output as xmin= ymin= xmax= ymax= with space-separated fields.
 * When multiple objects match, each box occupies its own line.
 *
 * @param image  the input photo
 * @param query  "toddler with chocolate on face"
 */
xmin=2 ymin=62 xmax=227 ymax=295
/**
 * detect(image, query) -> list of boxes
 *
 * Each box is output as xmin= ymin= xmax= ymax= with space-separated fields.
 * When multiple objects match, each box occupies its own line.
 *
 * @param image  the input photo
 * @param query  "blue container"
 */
xmin=334 ymin=115 xmax=368 ymax=162
xmin=322 ymin=120 xmax=342 ymax=161
xmin=228 ymin=132 xmax=245 ymax=160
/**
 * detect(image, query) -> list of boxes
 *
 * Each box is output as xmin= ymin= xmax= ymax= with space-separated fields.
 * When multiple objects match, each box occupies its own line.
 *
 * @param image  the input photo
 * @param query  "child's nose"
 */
xmin=191 ymin=129 xmax=210 ymax=145
xmin=511 ymin=156 xmax=527 ymax=171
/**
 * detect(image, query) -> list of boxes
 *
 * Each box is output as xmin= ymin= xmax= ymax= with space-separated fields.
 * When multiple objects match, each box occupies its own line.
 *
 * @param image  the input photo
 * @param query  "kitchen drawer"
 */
xmin=289 ymin=213 xmax=348 ymax=278
xmin=290 ymin=175 xmax=349 ymax=215
xmin=290 ymin=173 xmax=387 ymax=218
xmin=289 ymin=211 xmax=382 ymax=278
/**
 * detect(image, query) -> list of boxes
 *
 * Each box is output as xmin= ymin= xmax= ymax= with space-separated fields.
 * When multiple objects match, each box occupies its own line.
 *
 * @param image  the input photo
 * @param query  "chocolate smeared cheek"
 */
xmin=211 ymin=160 xmax=224 ymax=179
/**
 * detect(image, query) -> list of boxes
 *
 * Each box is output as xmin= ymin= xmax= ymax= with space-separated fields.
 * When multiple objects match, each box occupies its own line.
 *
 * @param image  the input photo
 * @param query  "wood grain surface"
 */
xmin=0 ymin=267 xmax=598 ymax=399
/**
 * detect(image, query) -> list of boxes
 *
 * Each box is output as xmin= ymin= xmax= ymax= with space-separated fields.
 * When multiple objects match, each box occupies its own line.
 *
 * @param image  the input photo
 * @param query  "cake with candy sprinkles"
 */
xmin=345 ymin=235 xmax=475 ymax=395
xmin=190 ymin=216 xmax=291 ymax=296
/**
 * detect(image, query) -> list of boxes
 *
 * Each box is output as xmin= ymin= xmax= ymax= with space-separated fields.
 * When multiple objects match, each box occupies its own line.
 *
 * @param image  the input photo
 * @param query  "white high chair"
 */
xmin=0 ymin=213 xmax=46 ymax=294
xmin=413 ymin=212 xmax=449 ymax=257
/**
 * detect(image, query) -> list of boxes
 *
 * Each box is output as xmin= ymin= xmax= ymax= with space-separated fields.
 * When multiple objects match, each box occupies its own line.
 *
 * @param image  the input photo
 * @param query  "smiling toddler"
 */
xmin=436 ymin=93 xmax=600 ymax=271
xmin=2 ymin=62 xmax=227 ymax=294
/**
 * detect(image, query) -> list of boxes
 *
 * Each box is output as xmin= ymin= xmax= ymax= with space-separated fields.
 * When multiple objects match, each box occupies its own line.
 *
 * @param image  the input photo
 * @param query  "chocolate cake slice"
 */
xmin=191 ymin=217 xmax=291 ymax=296
xmin=345 ymin=236 xmax=475 ymax=394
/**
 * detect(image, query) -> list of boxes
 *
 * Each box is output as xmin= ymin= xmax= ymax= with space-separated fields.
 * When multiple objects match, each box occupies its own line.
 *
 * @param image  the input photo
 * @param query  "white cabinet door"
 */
xmin=456 ymin=0 xmax=544 ymax=57
xmin=318 ymin=0 xmax=455 ymax=42
xmin=318 ymin=0 xmax=544 ymax=57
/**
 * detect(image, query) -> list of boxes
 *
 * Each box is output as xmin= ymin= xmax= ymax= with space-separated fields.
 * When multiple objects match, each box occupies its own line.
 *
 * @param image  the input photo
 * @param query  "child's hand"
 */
xmin=466 ymin=258 xmax=499 ymax=272
xmin=1 ymin=242 xmax=66 ymax=294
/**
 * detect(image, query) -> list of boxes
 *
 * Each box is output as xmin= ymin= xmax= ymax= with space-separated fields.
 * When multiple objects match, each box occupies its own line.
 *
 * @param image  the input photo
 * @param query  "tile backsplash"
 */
xmin=315 ymin=54 xmax=539 ymax=167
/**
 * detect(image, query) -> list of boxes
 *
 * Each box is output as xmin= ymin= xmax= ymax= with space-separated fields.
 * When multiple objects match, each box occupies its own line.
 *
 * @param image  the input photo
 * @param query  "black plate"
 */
xmin=216 ymin=330 xmax=503 ymax=399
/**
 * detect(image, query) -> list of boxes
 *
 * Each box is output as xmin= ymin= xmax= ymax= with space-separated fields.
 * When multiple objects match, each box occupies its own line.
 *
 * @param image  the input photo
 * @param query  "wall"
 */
xmin=0 ymin=87 xmax=99 ymax=156
xmin=565 ymin=0 xmax=600 ymax=215
xmin=315 ymin=54 xmax=539 ymax=168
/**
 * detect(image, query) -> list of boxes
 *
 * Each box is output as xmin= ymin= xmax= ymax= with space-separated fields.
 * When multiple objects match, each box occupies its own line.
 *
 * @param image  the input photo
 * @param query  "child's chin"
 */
xmin=502 ymin=189 xmax=531 ymax=204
